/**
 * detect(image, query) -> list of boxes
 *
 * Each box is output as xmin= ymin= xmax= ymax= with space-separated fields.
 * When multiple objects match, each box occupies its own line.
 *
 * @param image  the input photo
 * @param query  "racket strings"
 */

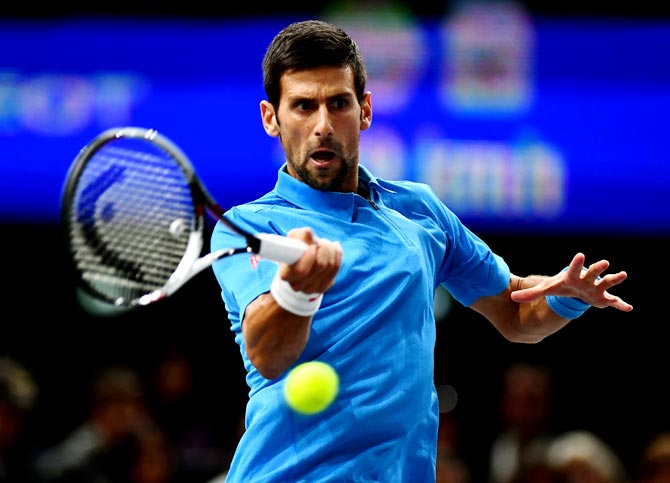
xmin=69 ymin=140 xmax=199 ymax=305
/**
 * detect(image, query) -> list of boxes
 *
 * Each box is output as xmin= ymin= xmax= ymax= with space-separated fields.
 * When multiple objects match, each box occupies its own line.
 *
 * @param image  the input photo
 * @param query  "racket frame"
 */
xmin=61 ymin=126 xmax=301 ymax=309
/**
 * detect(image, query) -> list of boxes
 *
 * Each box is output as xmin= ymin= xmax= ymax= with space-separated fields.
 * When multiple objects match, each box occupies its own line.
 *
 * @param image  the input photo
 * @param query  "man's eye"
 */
xmin=296 ymin=101 xmax=313 ymax=111
xmin=332 ymin=99 xmax=348 ymax=109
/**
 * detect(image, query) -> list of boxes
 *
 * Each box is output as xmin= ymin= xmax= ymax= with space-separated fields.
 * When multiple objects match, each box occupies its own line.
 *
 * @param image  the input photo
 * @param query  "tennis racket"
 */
xmin=61 ymin=126 xmax=306 ymax=309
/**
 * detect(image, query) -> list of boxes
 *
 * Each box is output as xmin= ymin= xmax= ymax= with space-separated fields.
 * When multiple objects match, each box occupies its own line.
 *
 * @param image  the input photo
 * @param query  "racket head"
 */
xmin=61 ymin=127 xmax=210 ymax=309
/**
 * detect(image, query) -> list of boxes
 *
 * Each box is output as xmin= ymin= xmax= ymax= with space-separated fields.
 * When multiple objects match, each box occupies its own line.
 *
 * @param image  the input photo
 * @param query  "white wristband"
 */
xmin=270 ymin=271 xmax=323 ymax=317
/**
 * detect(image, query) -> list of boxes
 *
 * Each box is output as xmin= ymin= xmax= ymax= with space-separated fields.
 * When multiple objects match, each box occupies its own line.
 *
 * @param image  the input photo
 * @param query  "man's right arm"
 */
xmin=241 ymin=228 xmax=342 ymax=380
xmin=242 ymin=293 xmax=313 ymax=380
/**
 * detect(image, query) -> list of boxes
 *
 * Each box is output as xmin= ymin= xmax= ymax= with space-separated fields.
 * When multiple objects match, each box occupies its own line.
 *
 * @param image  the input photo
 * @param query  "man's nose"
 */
xmin=313 ymin=105 xmax=333 ymax=137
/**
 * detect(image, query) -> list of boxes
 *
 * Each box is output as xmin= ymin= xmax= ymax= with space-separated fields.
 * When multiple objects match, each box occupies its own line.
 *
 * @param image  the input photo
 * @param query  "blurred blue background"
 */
xmin=1 ymin=3 xmax=669 ymax=234
xmin=1 ymin=1 xmax=668 ymax=482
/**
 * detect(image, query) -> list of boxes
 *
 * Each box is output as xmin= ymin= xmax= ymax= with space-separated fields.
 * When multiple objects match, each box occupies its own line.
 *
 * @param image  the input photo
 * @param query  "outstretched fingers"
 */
xmin=591 ymin=270 xmax=633 ymax=311
xmin=510 ymin=277 xmax=559 ymax=303
xmin=510 ymin=253 xmax=633 ymax=312
xmin=604 ymin=293 xmax=634 ymax=312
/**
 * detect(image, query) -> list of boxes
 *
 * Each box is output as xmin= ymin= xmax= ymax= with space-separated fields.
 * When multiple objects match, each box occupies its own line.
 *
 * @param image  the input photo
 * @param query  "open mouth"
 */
xmin=311 ymin=150 xmax=336 ymax=163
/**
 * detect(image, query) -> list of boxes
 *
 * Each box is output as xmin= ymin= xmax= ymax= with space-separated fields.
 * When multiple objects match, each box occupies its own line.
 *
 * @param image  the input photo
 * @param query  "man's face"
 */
xmin=261 ymin=65 xmax=372 ymax=193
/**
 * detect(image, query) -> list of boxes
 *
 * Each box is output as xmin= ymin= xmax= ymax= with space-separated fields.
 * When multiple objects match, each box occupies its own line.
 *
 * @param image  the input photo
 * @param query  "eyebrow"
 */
xmin=287 ymin=91 xmax=354 ymax=103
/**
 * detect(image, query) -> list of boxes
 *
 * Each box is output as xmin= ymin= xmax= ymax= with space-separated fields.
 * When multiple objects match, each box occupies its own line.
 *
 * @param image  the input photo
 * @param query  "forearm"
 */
xmin=511 ymin=274 xmax=579 ymax=341
xmin=240 ymin=229 xmax=341 ymax=379
xmin=242 ymin=292 xmax=312 ymax=380
xmin=475 ymin=274 xmax=573 ymax=343
xmin=515 ymin=281 xmax=573 ymax=340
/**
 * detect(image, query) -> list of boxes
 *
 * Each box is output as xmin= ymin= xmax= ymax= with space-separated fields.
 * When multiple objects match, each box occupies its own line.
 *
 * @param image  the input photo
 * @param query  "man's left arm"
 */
xmin=470 ymin=252 xmax=633 ymax=343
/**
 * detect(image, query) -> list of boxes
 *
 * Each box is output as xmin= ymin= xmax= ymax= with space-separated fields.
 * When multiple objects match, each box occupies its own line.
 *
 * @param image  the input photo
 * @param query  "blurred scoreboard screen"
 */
xmin=1 ymin=9 xmax=668 ymax=234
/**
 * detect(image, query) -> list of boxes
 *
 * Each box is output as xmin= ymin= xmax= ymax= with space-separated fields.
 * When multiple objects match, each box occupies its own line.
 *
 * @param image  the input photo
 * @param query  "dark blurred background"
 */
xmin=1 ymin=1 xmax=668 ymax=482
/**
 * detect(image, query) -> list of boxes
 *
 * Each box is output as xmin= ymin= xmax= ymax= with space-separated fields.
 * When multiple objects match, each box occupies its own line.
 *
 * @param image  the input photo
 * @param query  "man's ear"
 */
xmin=260 ymin=100 xmax=280 ymax=137
xmin=360 ymin=92 xmax=372 ymax=131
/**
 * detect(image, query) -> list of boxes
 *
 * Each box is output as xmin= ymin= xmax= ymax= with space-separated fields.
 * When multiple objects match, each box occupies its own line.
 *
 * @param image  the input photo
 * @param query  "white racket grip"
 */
xmin=255 ymin=233 xmax=308 ymax=264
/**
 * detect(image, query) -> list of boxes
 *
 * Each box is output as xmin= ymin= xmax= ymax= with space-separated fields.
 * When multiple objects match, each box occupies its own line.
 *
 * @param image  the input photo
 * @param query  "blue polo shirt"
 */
xmin=210 ymin=165 xmax=510 ymax=483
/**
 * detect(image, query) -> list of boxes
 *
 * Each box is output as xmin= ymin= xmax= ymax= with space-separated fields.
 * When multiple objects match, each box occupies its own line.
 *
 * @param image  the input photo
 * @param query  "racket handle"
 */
xmin=256 ymin=233 xmax=308 ymax=264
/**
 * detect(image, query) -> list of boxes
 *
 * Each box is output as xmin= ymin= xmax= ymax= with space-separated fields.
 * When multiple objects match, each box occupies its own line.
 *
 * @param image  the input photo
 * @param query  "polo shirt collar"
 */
xmin=274 ymin=164 xmax=387 ymax=220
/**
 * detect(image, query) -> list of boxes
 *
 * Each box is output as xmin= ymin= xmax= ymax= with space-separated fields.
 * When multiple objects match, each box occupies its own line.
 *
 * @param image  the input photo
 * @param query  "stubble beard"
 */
xmin=290 ymin=157 xmax=352 ymax=192
xmin=286 ymin=139 xmax=357 ymax=192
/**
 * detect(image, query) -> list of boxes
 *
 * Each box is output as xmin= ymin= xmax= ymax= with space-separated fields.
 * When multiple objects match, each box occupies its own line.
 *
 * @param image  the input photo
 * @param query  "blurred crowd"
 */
xmin=436 ymin=362 xmax=669 ymax=483
xmin=0 ymin=347 xmax=240 ymax=483
xmin=1 ymin=353 xmax=667 ymax=483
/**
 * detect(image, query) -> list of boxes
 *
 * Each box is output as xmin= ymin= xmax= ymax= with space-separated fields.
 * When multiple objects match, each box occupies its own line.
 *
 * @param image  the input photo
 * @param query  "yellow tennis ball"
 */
xmin=284 ymin=361 xmax=339 ymax=415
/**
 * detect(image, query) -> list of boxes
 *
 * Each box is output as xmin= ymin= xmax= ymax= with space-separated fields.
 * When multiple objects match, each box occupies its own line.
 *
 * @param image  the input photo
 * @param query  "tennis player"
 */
xmin=210 ymin=19 xmax=633 ymax=483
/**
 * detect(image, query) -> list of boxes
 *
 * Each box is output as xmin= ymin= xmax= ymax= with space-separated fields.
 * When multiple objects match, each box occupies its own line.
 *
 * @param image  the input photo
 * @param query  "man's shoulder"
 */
xmin=230 ymin=191 xmax=291 ymax=214
xmin=374 ymin=176 xmax=458 ymax=223
xmin=376 ymin=177 xmax=440 ymax=205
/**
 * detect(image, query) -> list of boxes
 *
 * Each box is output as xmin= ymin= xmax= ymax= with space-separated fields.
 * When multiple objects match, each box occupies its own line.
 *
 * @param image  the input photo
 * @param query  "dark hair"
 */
xmin=92 ymin=365 xmax=143 ymax=405
xmin=0 ymin=357 xmax=37 ymax=411
xmin=262 ymin=20 xmax=368 ymax=108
